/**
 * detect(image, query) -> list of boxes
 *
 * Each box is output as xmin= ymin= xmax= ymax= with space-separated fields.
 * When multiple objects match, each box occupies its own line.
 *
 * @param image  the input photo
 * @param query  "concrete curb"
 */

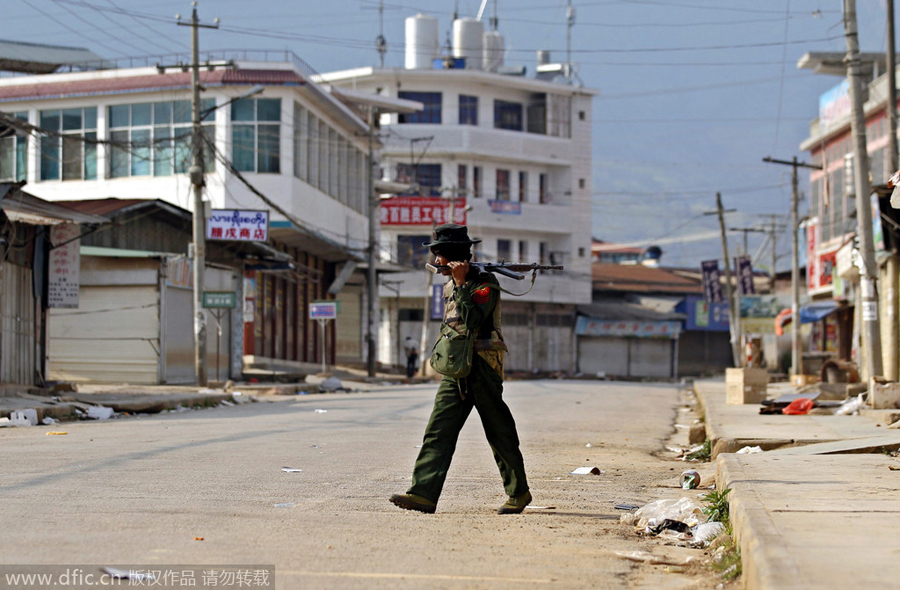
xmin=716 ymin=454 xmax=805 ymax=590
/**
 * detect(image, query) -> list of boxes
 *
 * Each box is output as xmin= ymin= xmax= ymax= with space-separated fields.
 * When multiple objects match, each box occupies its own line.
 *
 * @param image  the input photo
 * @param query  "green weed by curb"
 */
xmin=701 ymin=487 xmax=731 ymax=522
xmin=685 ymin=439 xmax=711 ymax=461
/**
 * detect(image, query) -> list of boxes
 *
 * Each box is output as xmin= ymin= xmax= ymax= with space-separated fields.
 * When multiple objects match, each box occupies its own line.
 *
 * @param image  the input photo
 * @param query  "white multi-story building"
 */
xmin=0 ymin=47 xmax=395 ymax=378
xmin=321 ymin=14 xmax=596 ymax=372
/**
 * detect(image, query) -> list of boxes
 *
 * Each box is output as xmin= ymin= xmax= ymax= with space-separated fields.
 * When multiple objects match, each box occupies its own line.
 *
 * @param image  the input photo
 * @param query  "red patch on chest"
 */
xmin=473 ymin=286 xmax=490 ymax=304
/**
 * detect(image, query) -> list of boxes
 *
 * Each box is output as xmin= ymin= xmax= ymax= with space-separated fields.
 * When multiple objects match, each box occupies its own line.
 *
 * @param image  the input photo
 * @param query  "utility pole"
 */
xmin=366 ymin=107 xmax=378 ymax=377
xmin=177 ymin=2 xmax=218 ymax=387
xmin=845 ymin=0 xmax=885 ymax=380
xmin=729 ymin=226 xmax=767 ymax=258
xmin=763 ymin=157 xmax=822 ymax=378
xmin=886 ymin=0 xmax=899 ymax=380
xmin=709 ymin=193 xmax=742 ymax=368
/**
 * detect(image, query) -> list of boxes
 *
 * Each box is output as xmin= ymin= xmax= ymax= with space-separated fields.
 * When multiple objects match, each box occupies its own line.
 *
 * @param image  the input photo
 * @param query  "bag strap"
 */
xmin=494 ymin=270 xmax=539 ymax=297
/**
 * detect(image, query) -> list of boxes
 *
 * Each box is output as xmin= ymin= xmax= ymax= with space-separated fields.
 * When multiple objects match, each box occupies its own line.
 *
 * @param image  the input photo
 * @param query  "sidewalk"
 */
xmin=695 ymin=380 xmax=900 ymax=590
xmin=0 ymin=367 xmax=432 ymax=423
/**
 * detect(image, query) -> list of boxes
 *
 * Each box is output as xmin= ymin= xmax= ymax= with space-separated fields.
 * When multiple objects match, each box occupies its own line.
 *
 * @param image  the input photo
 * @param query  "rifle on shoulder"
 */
xmin=425 ymin=261 xmax=564 ymax=280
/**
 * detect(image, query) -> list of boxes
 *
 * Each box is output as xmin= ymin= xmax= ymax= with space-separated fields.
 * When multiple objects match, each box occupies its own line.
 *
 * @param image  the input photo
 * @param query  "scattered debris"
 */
xmin=585 ymin=443 xmax=592 ymax=448
xmin=614 ymin=551 xmax=694 ymax=566
xmin=621 ymin=497 xmax=706 ymax=530
xmin=615 ymin=504 xmax=640 ymax=511
xmin=41 ymin=416 xmax=59 ymax=425
xmin=736 ymin=445 xmax=763 ymax=454
xmin=0 ymin=417 xmax=10 ymax=427
xmin=570 ymin=466 xmax=604 ymax=475
xmin=219 ymin=400 xmax=235 ymax=407
xmin=45 ymin=431 xmax=68 ymax=436
xmin=319 ymin=376 xmax=342 ymax=392
xmin=836 ymin=394 xmax=866 ymax=416
xmin=274 ymin=502 xmax=295 ymax=508
xmin=680 ymin=470 xmax=701 ymax=490
xmin=524 ymin=505 xmax=557 ymax=510
xmin=889 ymin=465 xmax=900 ymax=471
xmin=281 ymin=467 xmax=303 ymax=473
xmin=683 ymin=440 xmax=711 ymax=462
xmin=692 ymin=521 xmax=727 ymax=546
xmin=86 ymin=406 xmax=114 ymax=420
xmin=10 ymin=409 xmax=38 ymax=426
xmin=193 ymin=537 xmax=204 ymax=541
xmin=314 ymin=409 xmax=328 ymax=414
xmin=782 ymin=398 xmax=815 ymax=415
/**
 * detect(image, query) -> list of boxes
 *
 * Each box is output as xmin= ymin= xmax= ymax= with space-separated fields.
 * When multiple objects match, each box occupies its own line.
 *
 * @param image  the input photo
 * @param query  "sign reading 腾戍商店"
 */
xmin=207 ymin=210 xmax=268 ymax=241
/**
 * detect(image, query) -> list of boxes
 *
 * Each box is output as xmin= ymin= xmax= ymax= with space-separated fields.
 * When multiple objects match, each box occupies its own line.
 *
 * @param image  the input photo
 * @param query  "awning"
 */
xmin=775 ymin=301 xmax=841 ymax=336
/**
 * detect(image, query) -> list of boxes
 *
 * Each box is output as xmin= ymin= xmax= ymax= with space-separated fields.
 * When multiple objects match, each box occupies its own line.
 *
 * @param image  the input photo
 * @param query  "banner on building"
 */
xmin=48 ymin=223 xmax=80 ymax=308
xmin=819 ymin=79 xmax=851 ymax=126
xmin=207 ymin=209 xmax=268 ymax=241
xmin=380 ymin=197 xmax=467 ymax=226
xmin=488 ymin=200 xmax=522 ymax=215
xmin=701 ymin=260 xmax=723 ymax=304
xmin=575 ymin=316 xmax=681 ymax=339
xmin=736 ymin=255 xmax=755 ymax=295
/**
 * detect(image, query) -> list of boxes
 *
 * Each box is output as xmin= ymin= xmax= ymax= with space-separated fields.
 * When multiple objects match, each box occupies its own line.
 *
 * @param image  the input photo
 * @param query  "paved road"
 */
xmin=1 ymin=380 xmax=717 ymax=589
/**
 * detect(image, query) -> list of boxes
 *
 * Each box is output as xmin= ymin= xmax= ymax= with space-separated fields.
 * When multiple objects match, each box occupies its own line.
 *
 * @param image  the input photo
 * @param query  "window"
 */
xmin=398 ymin=92 xmax=442 ymax=124
xmin=539 ymin=173 xmax=548 ymax=204
xmin=518 ymin=171 xmax=528 ymax=202
xmin=232 ymin=98 xmax=281 ymax=173
xmin=494 ymin=100 xmax=523 ymax=131
xmin=578 ymin=247 xmax=586 ymax=258
xmin=397 ymin=235 xmax=432 ymax=268
xmin=293 ymin=102 xmax=307 ymax=181
xmin=579 ymin=110 xmax=586 ymax=121
xmin=540 ymin=241 xmax=549 ymax=265
xmin=578 ymin=178 xmax=585 ymax=189
xmin=496 ymin=169 xmax=510 ymax=200
xmin=459 ymin=95 xmax=478 ymax=125
xmin=527 ymin=94 xmax=546 ymax=134
xmin=40 ymin=107 xmax=97 ymax=181
xmin=457 ymin=164 xmax=467 ymax=196
xmin=396 ymin=163 xmax=441 ymax=196
xmin=473 ymin=166 xmax=482 ymax=198
xmin=519 ymin=240 xmax=528 ymax=263
xmin=497 ymin=239 xmax=511 ymax=262
xmin=109 ymin=100 xmax=215 ymax=179
xmin=0 ymin=112 xmax=27 ymax=181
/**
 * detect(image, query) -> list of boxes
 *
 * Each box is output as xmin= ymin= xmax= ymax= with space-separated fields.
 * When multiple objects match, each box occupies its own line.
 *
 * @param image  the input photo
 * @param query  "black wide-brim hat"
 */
xmin=422 ymin=223 xmax=481 ymax=248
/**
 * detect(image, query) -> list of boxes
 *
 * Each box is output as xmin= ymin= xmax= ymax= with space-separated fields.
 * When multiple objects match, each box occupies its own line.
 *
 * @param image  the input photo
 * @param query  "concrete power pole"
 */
xmin=886 ymin=0 xmax=899 ymax=380
xmin=763 ymin=157 xmax=822 ymax=378
xmin=366 ymin=107 xmax=378 ymax=377
xmin=712 ymin=193 xmax=742 ymax=368
xmin=178 ymin=3 xmax=219 ymax=387
xmin=845 ymin=0 xmax=885 ymax=380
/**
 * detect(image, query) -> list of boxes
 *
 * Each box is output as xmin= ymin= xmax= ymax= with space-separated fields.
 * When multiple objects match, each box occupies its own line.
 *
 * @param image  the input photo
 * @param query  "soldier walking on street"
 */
xmin=390 ymin=224 xmax=531 ymax=515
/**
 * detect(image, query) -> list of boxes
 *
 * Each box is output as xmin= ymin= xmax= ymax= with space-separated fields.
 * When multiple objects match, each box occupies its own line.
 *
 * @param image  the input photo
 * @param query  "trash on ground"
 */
xmin=320 ymin=376 xmax=342 ymax=392
xmin=219 ymin=400 xmax=235 ymax=407
xmin=193 ymin=537 xmax=204 ymax=541
xmin=10 ymin=409 xmax=38 ymax=426
xmin=314 ymin=409 xmax=328 ymax=414
xmin=614 ymin=550 xmax=694 ymax=566
xmin=45 ymin=431 xmax=68 ymax=436
xmin=0 ymin=417 xmax=11 ymax=427
xmin=650 ymin=519 xmax=691 ymax=534
xmin=102 ymin=568 xmax=156 ymax=582
xmin=664 ymin=566 xmax=686 ymax=574
xmin=41 ymin=416 xmax=59 ymax=425
xmin=782 ymin=397 xmax=815 ymax=415
xmin=680 ymin=470 xmax=701 ymax=489
xmin=570 ymin=466 xmax=604 ymax=475
xmin=736 ymin=445 xmax=764 ymax=454
xmin=281 ymin=467 xmax=303 ymax=473
xmin=615 ymin=504 xmax=640 ymax=511
xmin=889 ymin=465 xmax=900 ymax=471
xmin=691 ymin=521 xmax=726 ymax=546
xmin=836 ymin=394 xmax=866 ymax=416
xmin=585 ymin=443 xmax=592 ymax=448
xmin=620 ymin=497 xmax=706 ymax=530
xmin=524 ymin=505 xmax=557 ymax=510
xmin=86 ymin=406 xmax=114 ymax=420
xmin=274 ymin=502 xmax=295 ymax=508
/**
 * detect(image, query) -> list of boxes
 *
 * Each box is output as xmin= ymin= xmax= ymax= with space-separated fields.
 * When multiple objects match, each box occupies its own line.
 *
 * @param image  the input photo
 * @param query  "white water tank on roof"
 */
xmin=483 ymin=30 xmax=504 ymax=72
xmin=405 ymin=14 xmax=439 ymax=70
xmin=452 ymin=17 xmax=483 ymax=69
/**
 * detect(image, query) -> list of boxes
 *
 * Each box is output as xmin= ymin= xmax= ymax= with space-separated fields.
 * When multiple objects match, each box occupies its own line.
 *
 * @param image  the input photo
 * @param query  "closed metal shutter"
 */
xmin=1 ymin=262 xmax=35 ymax=384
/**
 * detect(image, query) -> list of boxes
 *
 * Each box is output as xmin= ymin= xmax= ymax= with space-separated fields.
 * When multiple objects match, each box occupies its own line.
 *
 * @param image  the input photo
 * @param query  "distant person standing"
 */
xmin=404 ymin=336 xmax=419 ymax=378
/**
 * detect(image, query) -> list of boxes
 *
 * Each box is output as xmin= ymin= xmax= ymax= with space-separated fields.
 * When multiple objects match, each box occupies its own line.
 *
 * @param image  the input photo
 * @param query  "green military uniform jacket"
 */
xmin=442 ymin=270 xmax=508 ymax=379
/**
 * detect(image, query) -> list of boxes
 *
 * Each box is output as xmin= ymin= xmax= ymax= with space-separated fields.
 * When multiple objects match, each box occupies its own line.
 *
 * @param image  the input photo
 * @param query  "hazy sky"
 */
xmin=8 ymin=0 xmax=893 ymax=269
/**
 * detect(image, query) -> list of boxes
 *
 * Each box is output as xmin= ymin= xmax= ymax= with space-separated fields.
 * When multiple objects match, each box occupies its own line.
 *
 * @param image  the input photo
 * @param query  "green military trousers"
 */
xmin=407 ymin=354 xmax=529 ymax=504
